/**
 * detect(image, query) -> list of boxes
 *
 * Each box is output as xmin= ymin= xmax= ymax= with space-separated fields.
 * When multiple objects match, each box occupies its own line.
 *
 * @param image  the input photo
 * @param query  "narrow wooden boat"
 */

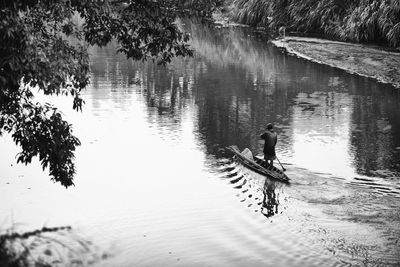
xmin=227 ymin=145 xmax=290 ymax=183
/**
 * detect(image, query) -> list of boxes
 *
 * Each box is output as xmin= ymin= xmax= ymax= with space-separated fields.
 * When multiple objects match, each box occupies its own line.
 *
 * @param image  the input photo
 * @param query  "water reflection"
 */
xmin=180 ymin=21 xmax=400 ymax=180
xmin=350 ymin=86 xmax=400 ymax=177
xmin=88 ymin=20 xmax=400 ymax=180
xmin=261 ymin=178 xmax=279 ymax=218
xmin=216 ymin=158 xmax=286 ymax=219
xmin=84 ymin=20 xmax=400 ymax=266
xmin=2 ymin=20 xmax=400 ymax=267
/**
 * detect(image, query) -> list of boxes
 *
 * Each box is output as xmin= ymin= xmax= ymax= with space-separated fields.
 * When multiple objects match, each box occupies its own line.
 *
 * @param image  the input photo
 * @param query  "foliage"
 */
xmin=229 ymin=0 xmax=400 ymax=47
xmin=228 ymin=0 xmax=270 ymax=27
xmin=0 ymin=225 xmax=103 ymax=267
xmin=0 ymin=0 xmax=217 ymax=187
xmin=0 ymin=226 xmax=70 ymax=267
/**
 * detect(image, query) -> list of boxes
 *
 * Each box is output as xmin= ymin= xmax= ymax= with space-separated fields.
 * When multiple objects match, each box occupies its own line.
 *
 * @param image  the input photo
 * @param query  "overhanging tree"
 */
xmin=0 ymin=0 xmax=219 ymax=187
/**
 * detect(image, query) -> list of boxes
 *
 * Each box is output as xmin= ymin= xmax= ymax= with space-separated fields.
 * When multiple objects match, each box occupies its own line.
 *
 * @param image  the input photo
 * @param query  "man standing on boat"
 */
xmin=260 ymin=123 xmax=277 ymax=166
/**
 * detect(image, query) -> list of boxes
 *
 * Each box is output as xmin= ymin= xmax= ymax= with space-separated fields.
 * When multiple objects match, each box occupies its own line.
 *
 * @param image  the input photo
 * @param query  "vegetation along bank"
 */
xmin=225 ymin=0 xmax=400 ymax=88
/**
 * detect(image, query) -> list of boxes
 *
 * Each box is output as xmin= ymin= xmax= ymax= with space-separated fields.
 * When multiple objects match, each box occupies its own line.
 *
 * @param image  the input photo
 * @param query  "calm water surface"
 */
xmin=1 ymin=23 xmax=400 ymax=266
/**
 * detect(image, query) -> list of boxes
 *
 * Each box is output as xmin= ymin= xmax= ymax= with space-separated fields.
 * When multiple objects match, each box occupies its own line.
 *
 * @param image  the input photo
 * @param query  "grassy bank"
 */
xmin=227 ymin=0 xmax=400 ymax=47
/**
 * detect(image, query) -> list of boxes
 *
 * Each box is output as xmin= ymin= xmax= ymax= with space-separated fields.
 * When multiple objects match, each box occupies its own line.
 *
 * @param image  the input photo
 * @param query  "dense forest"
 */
xmin=227 ymin=0 xmax=400 ymax=47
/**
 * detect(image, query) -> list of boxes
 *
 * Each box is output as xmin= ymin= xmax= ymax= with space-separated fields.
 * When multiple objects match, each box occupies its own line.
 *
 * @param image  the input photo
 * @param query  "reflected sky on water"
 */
xmin=1 ymin=21 xmax=400 ymax=266
xmin=89 ymin=21 xmax=400 ymax=180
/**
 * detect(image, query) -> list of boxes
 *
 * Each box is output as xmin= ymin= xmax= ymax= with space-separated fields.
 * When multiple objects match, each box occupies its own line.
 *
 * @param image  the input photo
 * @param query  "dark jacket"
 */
xmin=260 ymin=130 xmax=277 ymax=159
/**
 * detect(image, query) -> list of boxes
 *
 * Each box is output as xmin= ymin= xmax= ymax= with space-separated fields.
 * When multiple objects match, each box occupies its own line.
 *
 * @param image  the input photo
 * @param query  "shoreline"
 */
xmin=272 ymin=37 xmax=400 ymax=89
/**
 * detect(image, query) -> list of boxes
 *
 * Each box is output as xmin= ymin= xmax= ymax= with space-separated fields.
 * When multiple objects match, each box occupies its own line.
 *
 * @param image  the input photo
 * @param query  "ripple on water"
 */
xmin=213 ymin=159 xmax=342 ymax=266
xmin=350 ymin=176 xmax=400 ymax=198
xmin=213 ymin=157 xmax=400 ymax=266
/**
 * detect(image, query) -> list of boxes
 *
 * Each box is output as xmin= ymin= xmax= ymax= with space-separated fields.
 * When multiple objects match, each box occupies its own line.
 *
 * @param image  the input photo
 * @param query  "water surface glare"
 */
xmin=1 ymin=23 xmax=400 ymax=266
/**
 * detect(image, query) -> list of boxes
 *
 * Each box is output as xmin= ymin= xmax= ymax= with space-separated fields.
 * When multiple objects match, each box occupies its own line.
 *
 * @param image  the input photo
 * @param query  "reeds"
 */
xmin=228 ymin=0 xmax=400 ymax=47
xmin=228 ymin=0 xmax=271 ymax=27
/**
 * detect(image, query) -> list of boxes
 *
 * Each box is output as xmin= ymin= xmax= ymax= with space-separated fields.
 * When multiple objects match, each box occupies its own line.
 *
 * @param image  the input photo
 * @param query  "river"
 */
xmin=1 ymin=22 xmax=400 ymax=266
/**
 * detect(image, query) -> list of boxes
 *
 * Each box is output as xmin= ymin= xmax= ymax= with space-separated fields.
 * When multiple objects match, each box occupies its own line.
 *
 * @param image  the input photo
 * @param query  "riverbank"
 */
xmin=272 ymin=37 xmax=400 ymax=89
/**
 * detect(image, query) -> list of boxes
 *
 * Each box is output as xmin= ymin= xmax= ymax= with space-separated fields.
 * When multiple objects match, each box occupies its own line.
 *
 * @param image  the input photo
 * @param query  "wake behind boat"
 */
xmin=227 ymin=145 xmax=290 ymax=183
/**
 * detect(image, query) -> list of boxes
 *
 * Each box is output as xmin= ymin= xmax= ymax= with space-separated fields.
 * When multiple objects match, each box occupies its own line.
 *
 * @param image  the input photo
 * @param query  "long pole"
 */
xmin=276 ymin=156 xmax=286 ymax=172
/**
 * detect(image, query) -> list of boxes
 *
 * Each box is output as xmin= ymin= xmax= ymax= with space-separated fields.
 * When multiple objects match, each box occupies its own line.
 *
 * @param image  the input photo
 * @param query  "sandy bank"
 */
xmin=272 ymin=37 xmax=400 ymax=89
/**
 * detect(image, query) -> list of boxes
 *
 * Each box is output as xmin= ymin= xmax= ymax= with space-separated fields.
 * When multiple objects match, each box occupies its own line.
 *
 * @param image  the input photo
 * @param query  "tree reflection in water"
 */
xmin=87 ymin=19 xmax=400 ymax=179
